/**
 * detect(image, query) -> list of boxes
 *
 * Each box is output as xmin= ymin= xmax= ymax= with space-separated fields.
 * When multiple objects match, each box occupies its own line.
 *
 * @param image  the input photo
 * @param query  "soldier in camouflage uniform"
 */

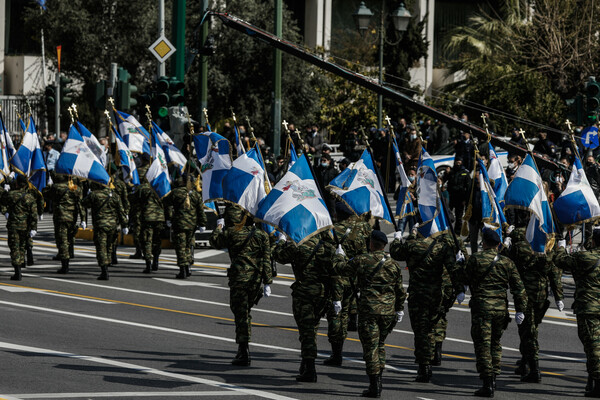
xmin=466 ymin=228 xmax=527 ymax=397
xmin=82 ymin=182 xmax=128 ymax=280
xmin=209 ymin=204 xmax=272 ymax=366
xmin=128 ymin=154 xmax=150 ymax=259
xmin=1 ymin=174 xmax=38 ymax=280
xmin=555 ymin=230 xmax=600 ymax=397
xmin=110 ymin=164 xmax=130 ymax=266
xmin=26 ymin=185 xmax=44 ymax=266
xmin=274 ymin=230 xmax=337 ymax=382
xmin=167 ymin=173 xmax=207 ymax=279
xmin=134 ymin=176 xmax=166 ymax=273
xmin=333 ymin=230 xmax=405 ymax=398
xmin=390 ymin=229 xmax=465 ymax=382
xmin=46 ymin=173 xmax=83 ymax=274
xmin=323 ymin=202 xmax=371 ymax=366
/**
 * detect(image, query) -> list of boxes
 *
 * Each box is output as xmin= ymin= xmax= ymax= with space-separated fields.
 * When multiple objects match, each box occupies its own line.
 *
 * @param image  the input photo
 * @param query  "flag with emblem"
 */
xmin=392 ymin=139 xmax=414 ymax=219
xmin=115 ymin=110 xmax=151 ymax=156
xmin=478 ymin=158 xmax=506 ymax=241
xmin=416 ymin=147 xmax=448 ymax=237
xmin=146 ymin=124 xmax=171 ymax=198
xmin=76 ymin=121 xmax=107 ymax=167
xmin=487 ymin=143 xmax=508 ymax=206
xmin=554 ymin=157 xmax=600 ymax=225
xmin=151 ymin=121 xmax=187 ymax=172
xmin=111 ymin=124 xmax=139 ymax=185
xmin=234 ymin=123 xmax=245 ymax=157
xmin=0 ymin=115 xmax=12 ymax=177
xmin=256 ymin=153 xmax=333 ymax=244
xmin=193 ymin=131 xmax=232 ymax=202
xmin=222 ymin=147 xmax=266 ymax=215
xmin=11 ymin=116 xmax=46 ymax=192
xmin=55 ymin=124 xmax=110 ymax=185
xmin=288 ymin=140 xmax=298 ymax=168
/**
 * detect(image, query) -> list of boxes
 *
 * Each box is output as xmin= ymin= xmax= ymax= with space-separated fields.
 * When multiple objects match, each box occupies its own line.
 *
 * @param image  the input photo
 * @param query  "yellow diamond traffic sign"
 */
xmin=149 ymin=35 xmax=176 ymax=63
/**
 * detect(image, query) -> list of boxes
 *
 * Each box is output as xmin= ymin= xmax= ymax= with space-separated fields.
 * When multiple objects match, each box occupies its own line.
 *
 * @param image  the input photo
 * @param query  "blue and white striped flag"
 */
xmin=328 ymin=149 xmax=392 ymax=224
xmin=193 ymin=131 xmax=232 ymax=202
xmin=146 ymin=124 xmax=171 ymax=198
xmin=55 ymin=125 xmax=110 ymax=185
xmin=554 ymin=157 xmax=600 ymax=225
xmin=288 ymin=141 xmax=299 ymax=168
xmin=76 ymin=121 xmax=106 ymax=167
xmin=234 ymin=124 xmax=245 ymax=157
xmin=115 ymin=110 xmax=151 ymax=156
xmin=11 ymin=116 xmax=46 ymax=192
xmin=488 ymin=143 xmax=508 ymax=207
xmin=256 ymin=153 xmax=333 ymax=244
xmin=505 ymin=154 xmax=555 ymax=253
xmin=478 ymin=159 xmax=506 ymax=241
xmin=111 ymin=124 xmax=139 ymax=185
xmin=416 ymin=147 xmax=448 ymax=237
xmin=151 ymin=121 xmax=187 ymax=173
xmin=0 ymin=116 xmax=12 ymax=177
xmin=393 ymin=140 xmax=414 ymax=219
xmin=222 ymin=147 xmax=267 ymax=215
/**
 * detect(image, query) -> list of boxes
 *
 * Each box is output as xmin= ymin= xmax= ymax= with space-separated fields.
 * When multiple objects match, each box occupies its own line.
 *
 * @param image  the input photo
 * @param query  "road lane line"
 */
xmin=8 ymin=391 xmax=247 ymax=398
xmin=0 ymin=341 xmax=297 ymax=400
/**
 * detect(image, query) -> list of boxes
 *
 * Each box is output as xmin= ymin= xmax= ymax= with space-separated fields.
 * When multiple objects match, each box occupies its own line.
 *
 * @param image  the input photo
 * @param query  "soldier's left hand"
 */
xmin=506 ymin=225 xmax=515 ymax=235
xmin=456 ymin=292 xmax=465 ymax=305
xmin=557 ymin=239 xmax=566 ymax=248
xmin=503 ymin=237 xmax=512 ymax=249
xmin=29 ymin=230 xmax=37 ymax=238
xmin=3 ymin=184 xmax=9 ymax=192
xmin=335 ymin=245 xmax=345 ymax=256
xmin=121 ymin=227 xmax=129 ymax=235
xmin=556 ymin=300 xmax=564 ymax=312
xmin=39 ymin=214 xmax=43 ymax=221
xmin=396 ymin=311 xmax=404 ymax=322
xmin=216 ymin=218 xmax=225 ymax=227
xmin=197 ymin=226 xmax=206 ymax=233
xmin=515 ymin=312 xmax=525 ymax=325
xmin=455 ymin=250 xmax=465 ymax=263
xmin=166 ymin=220 xmax=172 ymax=228
xmin=393 ymin=231 xmax=402 ymax=241
xmin=333 ymin=301 xmax=342 ymax=315
xmin=263 ymin=284 xmax=271 ymax=297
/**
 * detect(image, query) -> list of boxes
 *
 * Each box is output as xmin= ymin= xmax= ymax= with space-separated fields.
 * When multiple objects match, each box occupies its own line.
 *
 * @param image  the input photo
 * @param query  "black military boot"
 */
xmin=26 ymin=246 xmax=34 ymax=266
xmin=521 ymin=359 xmax=541 ymax=383
xmin=587 ymin=375 xmax=594 ymax=392
xmin=98 ymin=265 xmax=109 ymax=280
xmin=348 ymin=313 xmax=358 ymax=331
xmin=129 ymin=247 xmax=143 ymax=259
xmin=361 ymin=374 xmax=381 ymax=398
xmin=323 ymin=342 xmax=343 ymax=366
xmin=474 ymin=376 xmax=494 ymax=397
xmin=185 ymin=265 xmax=192 ymax=277
xmin=415 ymin=364 xmax=431 ymax=383
xmin=69 ymin=243 xmax=74 ymax=259
xmin=515 ymin=357 xmax=529 ymax=376
xmin=493 ymin=374 xmax=497 ymax=390
xmin=10 ymin=264 xmax=22 ymax=281
xmin=57 ymin=259 xmax=69 ymax=274
xmin=432 ymin=342 xmax=443 ymax=366
xmin=52 ymin=254 xmax=61 ymax=261
xmin=586 ymin=378 xmax=600 ymax=398
xmin=151 ymin=252 xmax=159 ymax=271
xmin=231 ymin=342 xmax=251 ymax=366
xmin=175 ymin=266 xmax=187 ymax=279
xmin=143 ymin=260 xmax=152 ymax=274
xmin=296 ymin=358 xmax=317 ymax=382
xmin=111 ymin=247 xmax=118 ymax=265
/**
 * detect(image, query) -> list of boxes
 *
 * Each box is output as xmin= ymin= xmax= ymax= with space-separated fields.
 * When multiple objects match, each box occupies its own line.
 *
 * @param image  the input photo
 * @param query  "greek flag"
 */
xmin=505 ymin=154 xmax=555 ymax=253
xmin=554 ymin=157 xmax=600 ymax=225
xmin=146 ymin=124 xmax=171 ymax=198
xmin=115 ymin=111 xmax=151 ymax=156
xmin=11 ymin=116 xmax=46 ymax=192
xmin=0 ymin=117 xmax=12 ymax=177
xmin=150 ymin=122 xmax=187 ymax=172
xmin=55 ymin=125 xmax=110 ymax=185
xmin=222 ymin=147 xmax=266 ymax=215
xmin=479 ymin=159 xmax=506 ymax=241
xmin=256 ymin=153 xmax=333 ymax=244
xmin=393 ymin=140 xmax=414 ymax=219
xmin=487 ymin=143 xmax=508 ymax=206
xmin=76 ymin=121 xmax=106 ymax=167
xmin=111 ymin=124 xmax=139 ymax=185
xmin=328 ymin=149 xmax=392 ymax=224
xmin=234 ymin=124 xmax=245 ymax=156
xmin=193 ymin=131 xmax=232 ymax=202
xmin=288 ymin=141 xmax=298 ymax=168
xmin=416 ymin=148 xmax=448 ymax=237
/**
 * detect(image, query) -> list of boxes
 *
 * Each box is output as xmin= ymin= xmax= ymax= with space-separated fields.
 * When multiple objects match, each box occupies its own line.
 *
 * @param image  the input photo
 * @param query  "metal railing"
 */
xmin=0 ymin=95 xmax=44 ymax=146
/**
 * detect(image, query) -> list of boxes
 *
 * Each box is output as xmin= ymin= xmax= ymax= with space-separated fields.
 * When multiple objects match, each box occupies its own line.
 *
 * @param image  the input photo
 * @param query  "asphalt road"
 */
xmin=0 ymin=215 xmax=589 ymax=399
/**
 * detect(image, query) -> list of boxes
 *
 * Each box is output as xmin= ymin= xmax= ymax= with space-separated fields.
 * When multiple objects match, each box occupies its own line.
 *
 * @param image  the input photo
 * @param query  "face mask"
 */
xmin=508 ymin=162 xmax=515 ymax=169
xmin=410 ymin=134 xmax=417 ymax=140
xmin=408 ymin=176 xmax=415 ymax=182
xmin=321 ymin=162 xmax=329 ymax=168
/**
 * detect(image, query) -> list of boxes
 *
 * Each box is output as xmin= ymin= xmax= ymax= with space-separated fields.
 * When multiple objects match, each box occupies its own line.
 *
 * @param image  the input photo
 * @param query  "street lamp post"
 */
xmin=353 ymin=1 xmax=411 ymax=129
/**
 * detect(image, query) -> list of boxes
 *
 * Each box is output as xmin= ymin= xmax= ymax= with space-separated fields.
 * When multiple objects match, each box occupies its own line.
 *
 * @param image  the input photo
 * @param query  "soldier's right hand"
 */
xmin=333 ymin=301 xmax=342 ymax=315
xmin=335 ymin=244 xmax=345 ymax=256
xmin=557 ymin=239 xmax=566 ymax=248
xmin=506 ymin=225 xmax=515 ymax=235
xmin=455 ymin=250 xmax=465 ymax=263
xmin=121 ymin=227 xmax=129 ymax=235
xmin=3 ymin=184 xmax=9 ymax=192
xmin=80 ymin=221 xmax=87 ymax=229
xmin=456 ymin=291 xmax=465 ymax=305
xmin=4 ymin=213 xmax=8 ymax=219
xmin=277 ymin=232 xmax=287 ymax=243
xmin=29 ymin=230 xmax=37 ymax=238
xmin=515 ymin=312 xmax=525 ymax=325
xmin=396 ymin=311 xmax=404 ymax=322
xmin=393 ymin=231 xmax=402 ymax=241
xmin=166 ymin=220 xmax=172 ymax=228
xmin=556 ymin=300 xmax=564 ymax=312
xmin=216 ymin=218 xmax=225 ymax=227
xmin=411 ymin=223 xmax=419 ymax=236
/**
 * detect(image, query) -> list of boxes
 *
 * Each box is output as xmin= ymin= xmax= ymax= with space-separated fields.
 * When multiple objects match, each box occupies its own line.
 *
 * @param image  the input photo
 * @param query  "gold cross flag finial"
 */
xmin=565 ymin=119 xmax=573 ymax=133
xmin=71 ymin=103 xmax=78 ymax=119
xmin=108 ymin=97 xmax=115 ymax=108
xmin=282 ymin=120 xmax=289 ymax=133
xmin=384 ymin=115 xmax=392 ymax=127
xmin=481 ymin=113 xmax=487 ymax=126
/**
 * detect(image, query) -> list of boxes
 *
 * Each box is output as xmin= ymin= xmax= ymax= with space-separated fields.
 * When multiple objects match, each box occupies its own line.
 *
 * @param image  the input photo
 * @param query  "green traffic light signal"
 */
xmin=586 ymin=77 xmax=600 ymax=118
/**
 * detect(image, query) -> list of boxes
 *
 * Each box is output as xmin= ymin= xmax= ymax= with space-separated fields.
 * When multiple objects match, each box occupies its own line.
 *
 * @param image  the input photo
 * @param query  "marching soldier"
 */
xmin=1 ymin=174 xmax=38 ymax=280
xmin=128 ymin=154 xmax=150 ymax=259
xmin=82 ymin=182 xmax=128 ymax=280
xmin=333 ymin=230 xmax=405 ymax=398
xmin=167 ymin=172 xmax=207 ymax=279
xmin=555 ymin=229 xmax=600 ymax=397
xmin=274 ymin=230 xmax=337 ymax=382
xmin=390 ymin=228 xmax=465 ymax=382
xmin=209 ymin=204 xmax=272 ymax=366
xmin=46 ymin=173 xmax=83 ymax=274
xmin=323 ymin=203 xmax=371 ymax=366
xmin=466 ymin=228 xmax=527 ymax=397
xmin=134 ymin=176 xmax=166 ymax=273
xmin=109 ymin=164 xmax=130 ymax=266
xmin=26 ymin=184 xmax=44 ymax=266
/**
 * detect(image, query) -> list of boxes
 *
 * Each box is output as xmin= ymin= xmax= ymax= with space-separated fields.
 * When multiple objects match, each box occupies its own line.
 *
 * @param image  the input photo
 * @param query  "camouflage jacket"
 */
xmin=334 ymin=250 xmax=405 ymax=315
xmin=134 ymin=182 xmax=165 ymax=223
xmin=47 ymin=183 xmax=82 ymax=223
xmin=209 ymin=224 xmax=272 ymax=285
xmin=82 ymin=187 xmax=127 ymax=230
xmin=274 ymin=232 xmax=338 ymax=299
xmin=113 ymin=178 xmax=130 ymax=213
xmin=466 ymin=248 xmax=527 ymax=313
xmin=440 ymin=233 xmax=468 ymax=299
xmin=554 ymin=248 xmax=600 ymax=314
xmin=29 ymin=187 xmax=45 ymax=215
xmin=1 ymin=188 xmax=38 ymax=231
xmin=166 ymin=186 xmax=207 ymax=232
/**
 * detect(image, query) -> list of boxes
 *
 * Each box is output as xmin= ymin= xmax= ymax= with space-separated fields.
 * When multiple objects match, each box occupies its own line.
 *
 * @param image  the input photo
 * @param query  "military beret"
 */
xmin=482 ymin=228 xmax=501 ymax=245
xmin=371 ymin=229 xmax=388 ymax=245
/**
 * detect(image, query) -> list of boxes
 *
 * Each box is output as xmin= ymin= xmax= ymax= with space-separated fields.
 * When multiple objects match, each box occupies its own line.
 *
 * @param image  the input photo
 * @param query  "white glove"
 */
xmin=121 ymin=227 xmax=129 ymax=235
xmin=263 ymin=284 xmax=271 ymax=297
xmin=278 ymin=232 xmax=287 ymax=242
xmin=4 ymin=213 xmax=8 ymax=219
xmin=197 ymin=226 xmax=206 ymax=233
xmin=335 ymin=244 xmax=345 ymax=256
xmin=396 ymin=310 xmax=404 ymax=322
xmin=456 ymin=250 xmax=465 ymax=263
xmin=503 ymin=237 xmax=512 ymax=249
xmin=572 ymin=245 xmax=583 ymax=254
xmin=3 ymin=184 xmax=9 ymax=191
xmin=556 ymin=300 xmax=564 ymax=312
xmin=47 ymin=176 xmax=53 ymax=186
xmin=506 ymin=225 xmax=515 ymax=235
xmin=456 ymin=292 xmax=465 ymax=305
xmin=29 ymin=230 xmax=37 ymax=238
xmin=558 ymin=239 xmax=566 ymax=249
xmin=411 ymin=223 xmax=419 ymax=235
xmin=333 ymin=300 xmax=342 ymax=315
xmin=393 ymin=231 xmax=402 ymax=240
xmin=39 ymin=214 xmax=44 ymax=221
xmin=166 ymin=220 xmax=172 ymax=228
xmin=216 ymin=218 xmax=225 ymax=227
xmin=80 ymin=221 xmax=87 ymax=229
xmin=515 ymin=312 xmax=525 ymax=325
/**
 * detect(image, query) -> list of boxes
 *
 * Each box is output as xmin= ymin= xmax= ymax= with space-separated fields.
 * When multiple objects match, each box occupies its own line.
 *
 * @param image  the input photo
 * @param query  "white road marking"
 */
xmin=193 ymin=249 xmax=227 ymax=260
xmin=153 ymin=278 xmax=287 ymax=298
xmin=0 ymin=286 xmax=114 ymax=304
xmin=7 ymin=391 xmax=247 ymax=398
xmin=0 ymin=341 xmax=297 ymax=400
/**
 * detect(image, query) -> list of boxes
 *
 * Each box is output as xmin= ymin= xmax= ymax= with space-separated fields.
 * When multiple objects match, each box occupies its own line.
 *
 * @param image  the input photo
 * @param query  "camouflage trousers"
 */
xmin=433 ymin=314 xmax=448 ymax=344
xmin=8 ymin=229 xmax=28 ymax=267
xmin=141 ymin=221 xmax=163 ymax=262
xmin=93 ymin=226 xmax=116 ymax=267
xmin=130 ymin=214 xmax=141 ymax=249
xmin=54 ymin=219 xmax=76 ymax=260
xmin=577 ymin=314 xmax=600 ymax=379
xmin=326 ymin=285 xmax=352 ymax=343
xmin=471 ymin=310 xmax=507 ymax=378
xmin=173 ymin=229 xmax=195 ymax=268
xmin=518 ymin=299 xmax=549 ymax=361
xmin=230 ymin=282 xmax=260 ymax=343
xmin=408 ymin=299 xmax=439 ymax=364
xmin=292 ymin=289 xmax=328 ymax=359
xmin=358 ymin=314 xmax=397 ymax=375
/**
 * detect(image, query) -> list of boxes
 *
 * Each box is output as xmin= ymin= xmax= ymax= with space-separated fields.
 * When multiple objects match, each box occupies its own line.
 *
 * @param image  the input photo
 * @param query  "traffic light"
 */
xmin=586 ymin=76 xmax=600 ymax=123
xmin=566 ymin=95 xmax=584 ymax=126
xmin=45 ymin=85 xmax=56 ymax=107
xmin=95 ymin=80 xmax=107 ymax=109
xmin=169 ymin=77 xmax=184 ymax=106
xmin=115 ymin=67 xmax=138 ymax=110
xmin=60 ymin=75 xmax=73 ymax=105
xmin=156 ymin=76 xmax=170 ymax=118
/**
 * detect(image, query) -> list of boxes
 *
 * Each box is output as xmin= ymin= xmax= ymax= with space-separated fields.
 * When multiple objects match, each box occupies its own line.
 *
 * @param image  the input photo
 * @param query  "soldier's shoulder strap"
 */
xmin=237 ymin=226 xmax=257 ymax=251
xmin=300 ymin=239 xmax=324 ymax=271
xmin=477 ymin=254 xmax=501 ymax=285
xmin=363 ymin=255 xmax=388 ymax=287
xmin=423 ymin=237 xmax=439 ymax=259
